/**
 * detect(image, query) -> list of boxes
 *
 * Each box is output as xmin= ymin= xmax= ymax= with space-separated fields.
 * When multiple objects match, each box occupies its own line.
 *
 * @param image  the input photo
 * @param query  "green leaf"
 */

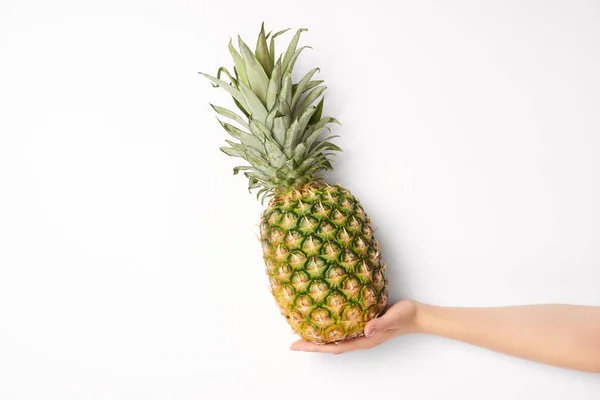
xmin=218 ymin=119 xmax=264 ymax=151
xmin=264 ymin=140 xmax=287 ymax=168
xmin=305 ymin=116 xmax=341 ymax=138
xmin=249 ymin=118 xmax=274 ymax=141
xmin=282 ymin=46 xmax=311 ymax=76
xmin=296 ymin=106 xmax=318 ymax=138
xmin=297 ymin=157 xmax=317 ymax=173
xmin=226 ymin=140 xmax=275 ymax=175
xmin=272 ymin=116 xmax=290 ymax=146
xmin=220 ymin=146 xmax=242 ymax=158
xmin=269 ymin=28 xmax=290 ymax=71
xmin=301 ymin=80 xmax=324 ymax=94
xmin=266 ymin=58 xmax=281 ymax=111
xmin=216 ymin=67 xmax=237 ymax=86
xmin=303 ymin=127 xmax=329 ymax=150
xmin=291 ymin=67 xmax=320 ymax=109
xmin=283 ymin=119 xmax=300 ymax=157
xmin=265 ymin=107 xmax=278 ymax=131
xmin=233 ymin=165 xmax=255 ymax=175
xmin=282 ymin=28 xmax=307 ymax=73
xmin=246 ymin=175 xmax=262 ymax=190
xmin=308 ymin=97 xmax=324 ymax=126
xmin=310 ymin=140 xmax=342 ymax=156
xmin=228 ymin=40 xmax=248 ymax=86
xmin=278 ymin=73 xmax=293 ymax=115
xmin=292 ymin=143 xmax=307 ymax=164
xmin=238 ymin=36 xmax=269 ymax=105
xmin=210 ymin=104 xmax=249 ymax=130
xmin=237 ymin=80 xmax=268 ymax=122
xmin=294 ymin=85 xmax=326 ymax=118
xmin=255 ymin=22 xmax=272 ymax=77
xmin=233 ymin=98 xmax=250 ymax=118
xmin=199 ymin=72 xmax=248 ymax=112
xmin=256 ymin=187 xmax=269 ymax=202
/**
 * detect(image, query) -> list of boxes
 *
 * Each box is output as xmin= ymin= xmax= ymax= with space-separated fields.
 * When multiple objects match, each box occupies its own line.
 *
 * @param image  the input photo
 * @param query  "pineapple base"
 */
xmin=260 ymin=182 xmax=388 ymax=344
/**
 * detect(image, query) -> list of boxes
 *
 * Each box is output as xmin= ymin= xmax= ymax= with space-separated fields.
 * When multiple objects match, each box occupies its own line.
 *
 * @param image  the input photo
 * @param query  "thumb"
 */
xmin=364 ymin=313 xmax=397 ymax=337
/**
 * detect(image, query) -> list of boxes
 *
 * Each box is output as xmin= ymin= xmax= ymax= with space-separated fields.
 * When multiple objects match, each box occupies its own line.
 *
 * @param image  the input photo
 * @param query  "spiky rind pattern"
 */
xmin=260 ymin=183 xmax=388 ymax=343
xmin=200 ymin=24 xmax=341 ymax=203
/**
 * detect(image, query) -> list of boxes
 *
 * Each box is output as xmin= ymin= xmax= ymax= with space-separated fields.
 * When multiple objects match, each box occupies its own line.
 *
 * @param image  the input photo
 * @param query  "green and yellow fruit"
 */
xmin=201 ymin=24 xmax=388 ymax=343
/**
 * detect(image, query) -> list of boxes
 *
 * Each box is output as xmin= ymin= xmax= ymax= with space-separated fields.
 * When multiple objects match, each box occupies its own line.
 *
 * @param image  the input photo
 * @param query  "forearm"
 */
xmin=414 ymin=303 xmax=600 ymax=372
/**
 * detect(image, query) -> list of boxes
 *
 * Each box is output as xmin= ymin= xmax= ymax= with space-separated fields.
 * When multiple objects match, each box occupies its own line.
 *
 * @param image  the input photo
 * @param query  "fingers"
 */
xmin=290 ymin=329 xmax=397 ymax=355
xmin=364 ymin=312 xmax=398 ymax=337
xmin=290 ymin=338 xmax=367 ymax=354
xmin=364 ymin=300 xmax=416 ymax=337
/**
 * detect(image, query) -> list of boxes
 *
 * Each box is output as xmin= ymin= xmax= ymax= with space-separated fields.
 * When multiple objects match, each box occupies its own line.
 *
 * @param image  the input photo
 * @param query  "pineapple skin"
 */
xmin=260 ymin=183 xmax=388 ymax=344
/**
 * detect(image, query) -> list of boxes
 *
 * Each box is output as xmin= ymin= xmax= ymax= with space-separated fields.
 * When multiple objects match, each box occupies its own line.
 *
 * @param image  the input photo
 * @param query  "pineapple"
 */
xmin=200 ymin=24 xmax=388 ymax=343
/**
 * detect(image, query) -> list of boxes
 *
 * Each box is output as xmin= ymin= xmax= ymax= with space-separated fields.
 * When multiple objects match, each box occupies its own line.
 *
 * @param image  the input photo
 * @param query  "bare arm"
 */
xmin=290 ymin=301 xmax=600 ymax=373
xmin=417 ymin=303 xmax=600 ymax=372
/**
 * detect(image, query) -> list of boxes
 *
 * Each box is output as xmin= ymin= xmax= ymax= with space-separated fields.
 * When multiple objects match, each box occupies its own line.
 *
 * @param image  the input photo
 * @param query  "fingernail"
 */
xmin=365 ymin=327 xmax=375 ymax=337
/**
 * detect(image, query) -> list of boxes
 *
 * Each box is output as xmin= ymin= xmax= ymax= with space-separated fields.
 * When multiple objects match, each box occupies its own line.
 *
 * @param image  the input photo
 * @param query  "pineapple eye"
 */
xmin=373 ymin=269 xmax=383 ymax=284
xmin=367 ymin=246 xmax=380 ymax=263
xmin=261 ymin=240 xmax=272 ymax=256
xmin=321 ymin=190 xmax=337 ymax=203
xmin=335 ymin=227 xmax=352 ymax=244
xmin=353 ymin=236 xmax=367 ymax=249
xmin=267 ymin=209 xmax=283 ymax=225
xmin=339 ymin=196 xmax=354 ymax=210
xmin=321 ymin=241 xmax=341 ymax=258
xmin=301 ymin=235 xmax=323 ymax=254
xmin=356 ymin=260 xmax=373 ymax=275
xmin=378 ymin=290 xmax=388 ymax=310
xmin=331 ymin=209 xmax=346 ymax=223
xmin=295 ymin=294 xmax=314 ymax=309
xmin=364 ymin=305 xmax=379 ymax=322
xmin=360 ymin=285 xmax=377 ymax=306
xmin=260 ymin=221 xmax=269 ymax=236
xmin=305 ymin=256 xmax=327 ymax=274
xmin=281 ymin=211 xmax=299 ymax=229
xmin=325 ymin=265 xmax=347 ymax=280
xmin=342 ymin=276 xmax=361 ymax=291
xmin=361 ymin=224 xmax=373 ymax=240
xmin=346 ymin=216 xmax=362 ymax=234
xmin=277 ymin=264 xmax=292 ymax=277
xmin=325 ymin=292 xmax=347 ymax=310
xmin=340 ymin=248 xmax=358 ymax=264
xmin=291 ymin=270 xmax=310 ymax=285
xmin=354 ymin=205 xmax=365 ymax=216
xmin=284 ymin=230 xmax=303 ymax=248
xmin=308 ymin=280 xmax=329 ymax=296
xmin=274 ymin=243 xmax=289 ymax=257
xmin=301 ymin=322 xmax=321 ymax=339
xmin=281 ymin=284 xmax=295 ymax=299
xmin=289 ymin=309 xmax=304 ymax=323
xmin=325 ymin=326 xmax=346 ymax=342
xmin=310 ymin=308 xmax=332 ymax=326
xmin=296 ymin=200 xmax=311 ymax=214
xmin=312 ymin=201 xmax=331 ymax=217
xmin=267 ymin=228 xmax=284 ymax=244
xmin=342 ymin=304 xmax=363 ymax=322
xmin=264 ymin=258 xmax=277 ymax=274
xmin=289 ymin=251 xmax=307 ymax=267
xmin=298 ymin=216 xmax=319 ymax=233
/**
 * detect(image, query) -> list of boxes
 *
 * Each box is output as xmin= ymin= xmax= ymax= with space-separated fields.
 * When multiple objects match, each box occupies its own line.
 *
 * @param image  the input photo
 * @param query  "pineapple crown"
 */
xmin=200 ymin=23 xmax=341 ymax=203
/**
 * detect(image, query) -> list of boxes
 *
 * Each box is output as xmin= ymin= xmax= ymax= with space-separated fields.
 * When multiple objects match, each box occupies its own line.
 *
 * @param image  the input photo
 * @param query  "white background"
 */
xmin=1 ymin=0 xmax=599 ymax=398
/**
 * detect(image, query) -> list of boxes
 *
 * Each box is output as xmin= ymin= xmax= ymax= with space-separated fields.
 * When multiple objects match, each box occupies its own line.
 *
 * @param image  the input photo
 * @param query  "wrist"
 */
xmin=412 ymin=301 xmax=436 ymax=334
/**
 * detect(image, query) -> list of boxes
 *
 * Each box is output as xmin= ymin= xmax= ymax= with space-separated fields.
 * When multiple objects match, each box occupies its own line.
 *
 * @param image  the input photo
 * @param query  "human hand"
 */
xmin=290 ymin=299 xmax=419 ymax=354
